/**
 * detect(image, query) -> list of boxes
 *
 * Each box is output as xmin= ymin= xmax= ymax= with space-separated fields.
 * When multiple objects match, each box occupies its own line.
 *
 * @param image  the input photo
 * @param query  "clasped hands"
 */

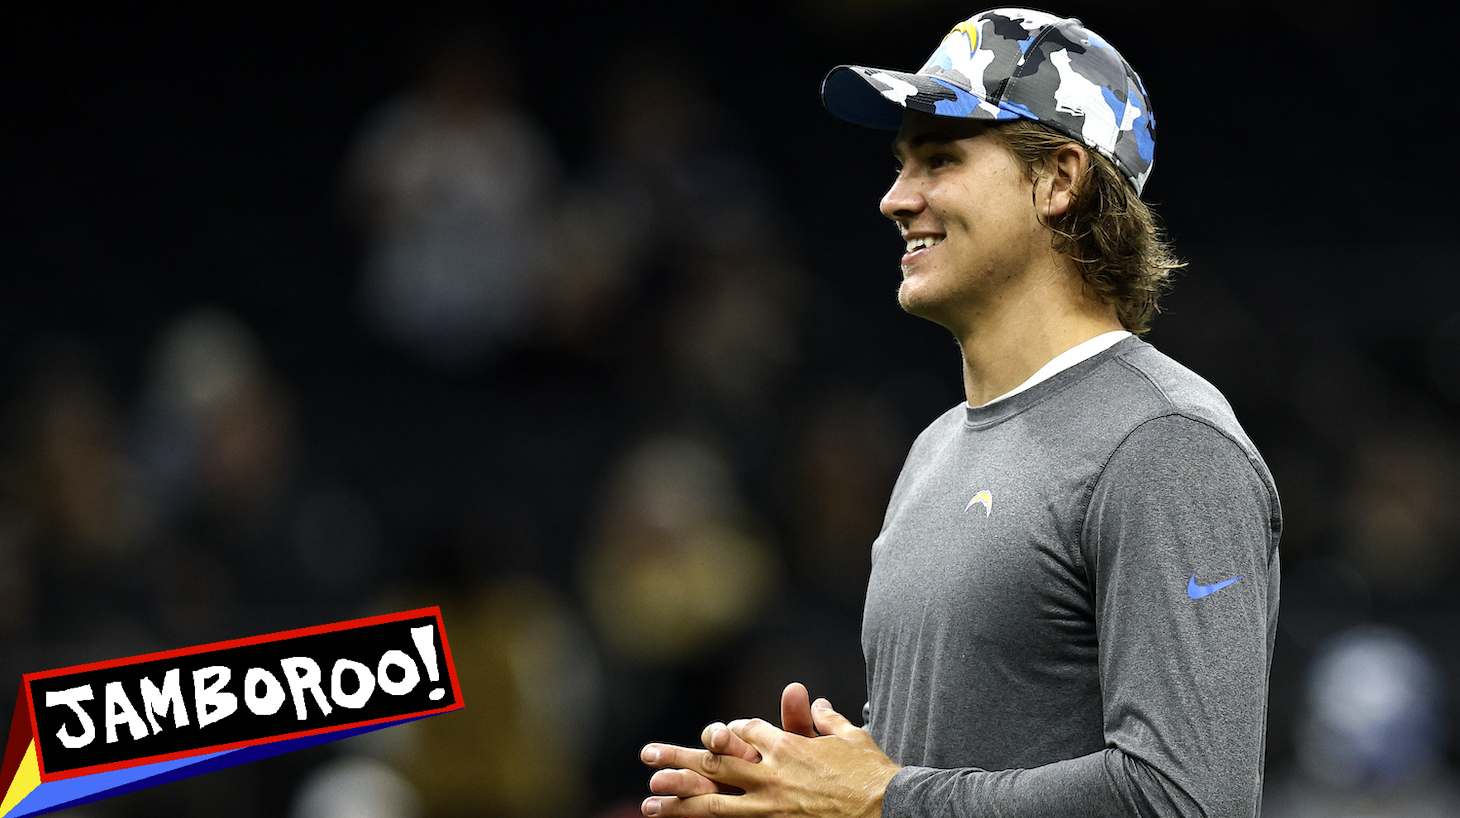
xmin=639 ymin=682 xmax=902 ymax=818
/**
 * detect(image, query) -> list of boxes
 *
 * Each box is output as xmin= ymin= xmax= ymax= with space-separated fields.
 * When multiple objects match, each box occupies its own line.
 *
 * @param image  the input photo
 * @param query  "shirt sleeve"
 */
xmin=880 ymin=414 xmax=1281 ymax=818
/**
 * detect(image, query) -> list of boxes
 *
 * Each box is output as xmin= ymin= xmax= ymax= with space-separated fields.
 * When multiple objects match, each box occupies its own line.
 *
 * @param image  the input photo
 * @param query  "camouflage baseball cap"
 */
xmin=822 ymin=8 xmax=1156 ymax=194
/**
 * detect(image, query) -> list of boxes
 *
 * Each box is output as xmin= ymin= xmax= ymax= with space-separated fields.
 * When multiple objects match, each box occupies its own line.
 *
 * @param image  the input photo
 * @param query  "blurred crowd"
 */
xmin=8 ymin=13 xmax=1460 ymax=818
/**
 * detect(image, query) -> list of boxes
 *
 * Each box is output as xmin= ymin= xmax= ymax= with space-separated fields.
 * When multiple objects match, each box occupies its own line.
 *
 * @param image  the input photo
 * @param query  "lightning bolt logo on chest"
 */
xmin=965 ymin=490 xmax=993 ymax=516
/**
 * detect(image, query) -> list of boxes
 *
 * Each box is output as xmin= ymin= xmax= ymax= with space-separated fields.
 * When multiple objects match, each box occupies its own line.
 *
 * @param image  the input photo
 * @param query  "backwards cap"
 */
xmin=822 ymin=8 xmax=1156 ymax=194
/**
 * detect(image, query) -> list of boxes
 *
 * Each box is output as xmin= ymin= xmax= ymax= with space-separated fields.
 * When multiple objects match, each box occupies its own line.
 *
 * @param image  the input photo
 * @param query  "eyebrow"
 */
xmin=891 ymin=131 xmax=958 ymax=162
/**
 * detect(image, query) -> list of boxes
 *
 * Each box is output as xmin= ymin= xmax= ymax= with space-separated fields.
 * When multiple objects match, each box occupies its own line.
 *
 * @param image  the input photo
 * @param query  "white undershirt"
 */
xmin=974 ymin=330 xmax=1132 ymax=408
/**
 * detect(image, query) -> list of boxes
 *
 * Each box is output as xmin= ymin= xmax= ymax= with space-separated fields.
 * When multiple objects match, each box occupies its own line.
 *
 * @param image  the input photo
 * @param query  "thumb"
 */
xmin=781 ymin=682 xmax=816 ymax=738
xmin=810 ymin=698 xmax=859 ymax=738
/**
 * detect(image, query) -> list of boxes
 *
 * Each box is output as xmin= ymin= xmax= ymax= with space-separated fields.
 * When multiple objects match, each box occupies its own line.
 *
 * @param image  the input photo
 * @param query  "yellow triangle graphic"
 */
xmin=1 ymin=740 xmax=40 ymax=816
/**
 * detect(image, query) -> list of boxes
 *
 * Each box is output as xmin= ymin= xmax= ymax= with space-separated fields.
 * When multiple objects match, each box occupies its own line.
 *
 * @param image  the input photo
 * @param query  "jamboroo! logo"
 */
xmin=3 ymin=608 xmax=462 ymax=817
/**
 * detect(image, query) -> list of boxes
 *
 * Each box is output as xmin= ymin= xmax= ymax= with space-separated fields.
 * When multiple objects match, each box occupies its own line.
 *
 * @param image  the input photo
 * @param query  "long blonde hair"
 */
xmin=988 ymin=120 xmax=1182 ymax=335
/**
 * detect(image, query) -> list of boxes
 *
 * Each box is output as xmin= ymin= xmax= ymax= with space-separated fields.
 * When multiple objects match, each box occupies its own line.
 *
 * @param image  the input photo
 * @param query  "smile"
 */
xmin=904 ymin=235 xmax=943 ymax=253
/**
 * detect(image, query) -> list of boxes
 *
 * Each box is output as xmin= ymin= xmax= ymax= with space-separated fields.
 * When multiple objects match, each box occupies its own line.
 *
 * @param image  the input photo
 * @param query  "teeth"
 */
xmin=905 ymin=236 xmax=943 ymax=252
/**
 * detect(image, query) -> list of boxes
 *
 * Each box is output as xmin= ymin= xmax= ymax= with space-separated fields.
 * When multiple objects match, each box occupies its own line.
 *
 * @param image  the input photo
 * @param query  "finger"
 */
xmin=642 ymin=743 xmax=757 ymax=789
xmin=810 ymin=697 xmax=867 ymax=741
xmin=643 ymin=794 xmax=742 ymax=818
xmin=649 ymin=768 xmax=725 ymax=798
xmin=727 ymin=717 xmax=787 ymax=756
xmin=641 ymin=743 xmax=706 ymax=770
xmin=780 ymin=682 xmax=817 ymax=737
xmin=701 ymin=721 xmax=760 ymax=762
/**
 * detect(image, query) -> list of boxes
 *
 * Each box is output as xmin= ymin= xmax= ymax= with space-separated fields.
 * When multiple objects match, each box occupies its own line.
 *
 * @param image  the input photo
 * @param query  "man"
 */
xmin=641 ymin=8 xmax=1281 ymax=817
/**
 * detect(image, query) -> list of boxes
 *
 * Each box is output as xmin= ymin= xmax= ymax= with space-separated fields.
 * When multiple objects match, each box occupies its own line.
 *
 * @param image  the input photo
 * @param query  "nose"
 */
xmin=880 ymin=167 xmax=924 ymax=222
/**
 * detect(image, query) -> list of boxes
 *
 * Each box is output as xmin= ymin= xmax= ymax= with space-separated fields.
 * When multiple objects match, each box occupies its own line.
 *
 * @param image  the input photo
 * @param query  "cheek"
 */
xmin=987 ymin=181 xmax=1043 ymax=238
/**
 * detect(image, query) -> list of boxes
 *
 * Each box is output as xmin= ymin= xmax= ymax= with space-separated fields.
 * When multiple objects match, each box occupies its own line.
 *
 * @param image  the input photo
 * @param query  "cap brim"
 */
xmin=821 ymin=65 xmax=910 ymax=130
xmin=822 ymin=65 xmax=1024 ymax=131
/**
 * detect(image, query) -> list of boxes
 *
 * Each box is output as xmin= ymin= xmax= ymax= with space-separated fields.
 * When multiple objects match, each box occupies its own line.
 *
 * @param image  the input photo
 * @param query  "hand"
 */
xmin=640 ymin=697 xmax=901 ymax=817
xmin=642 ymin=681 xmax=819 ymax=797
xmin=703 ymin=681 xmax=821 ymax=764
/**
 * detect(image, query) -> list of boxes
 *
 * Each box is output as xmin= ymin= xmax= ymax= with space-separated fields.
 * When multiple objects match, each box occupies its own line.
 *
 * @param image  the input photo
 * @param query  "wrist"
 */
xmin=859 ymin=762 xmax=901 ymax=818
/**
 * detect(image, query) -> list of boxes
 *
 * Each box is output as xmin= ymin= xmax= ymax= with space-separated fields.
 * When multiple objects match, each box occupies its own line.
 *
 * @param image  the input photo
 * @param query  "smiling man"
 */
xmin=641 ymin=8 xmax=1281 ymax=817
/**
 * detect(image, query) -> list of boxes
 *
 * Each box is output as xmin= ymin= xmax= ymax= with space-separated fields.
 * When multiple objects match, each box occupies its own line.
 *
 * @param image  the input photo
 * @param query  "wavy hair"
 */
xmin=986 ymin=120 xmax=1182 ymax=335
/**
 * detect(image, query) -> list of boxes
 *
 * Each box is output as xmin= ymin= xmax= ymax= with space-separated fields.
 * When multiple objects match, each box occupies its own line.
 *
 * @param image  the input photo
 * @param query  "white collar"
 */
xmin=974 ymin=330 xmax=1131 ymax=408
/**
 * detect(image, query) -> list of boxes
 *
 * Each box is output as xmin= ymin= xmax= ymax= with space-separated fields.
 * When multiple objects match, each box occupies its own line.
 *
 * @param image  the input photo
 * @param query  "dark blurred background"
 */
xmin=6 ymin=2 xmax=1459 ymax=816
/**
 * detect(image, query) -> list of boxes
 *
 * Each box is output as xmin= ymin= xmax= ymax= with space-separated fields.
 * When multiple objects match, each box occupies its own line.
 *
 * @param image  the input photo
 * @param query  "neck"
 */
xmin=953 ymin=262 xmax=1124 ymax=406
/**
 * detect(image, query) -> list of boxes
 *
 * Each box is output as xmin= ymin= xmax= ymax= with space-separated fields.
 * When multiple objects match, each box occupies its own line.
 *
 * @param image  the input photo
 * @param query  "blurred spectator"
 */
xmin=578 ymin=434 xmax=779 ymax=667
xmin=716 ymin=389 xmax=908 ymax=744
xmin=1264 ymin=626 xmax=1460 ymax=817
xmin=577 ymin=49 xmax=776 ymax=267
xmin=399 ymin=577 xmax=601 ymax=818
xmin=132 ymin=306 xmax=383 ymax=639
xmin=5 ymin=338 xmax=150 ymax=561
xmin=1290 ymin=340 xmax=1399 ymax=452
xmin=133 ymin=306 xmax=291 ymax=528
xmin=290 ymin=755 xmax=422 ymax=818
xmin=1338 ymin=424 xmax=1460 ymax=604
xmin=0 ymin=338 xmax=152 ymax=647
xmin=577 ymin=433 xmax=782 ymax=806
xmin=659 ymin=246 xmax=804 ymax=418
xmin=779 ymin=389 xmax=906 ymax=607
xmin=540 ymin=48 xmax=790 ymax=366
xmin=342 ymin=22 xmax=562 ymax=371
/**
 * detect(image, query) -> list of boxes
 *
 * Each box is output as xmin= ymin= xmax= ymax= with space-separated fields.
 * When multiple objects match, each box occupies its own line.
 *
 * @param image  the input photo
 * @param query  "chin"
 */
xmin=896 ymin=281 xmax=921 ymax=314
xmin=897 ymin=282 xmax=964 ymax=334
xmin=897 ymin=279 xmax=939 ymax=318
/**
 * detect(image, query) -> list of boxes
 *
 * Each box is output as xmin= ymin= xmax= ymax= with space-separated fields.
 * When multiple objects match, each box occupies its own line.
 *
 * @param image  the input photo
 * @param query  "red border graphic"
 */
xmin=18 ymin=607 xmax=461 ymax=782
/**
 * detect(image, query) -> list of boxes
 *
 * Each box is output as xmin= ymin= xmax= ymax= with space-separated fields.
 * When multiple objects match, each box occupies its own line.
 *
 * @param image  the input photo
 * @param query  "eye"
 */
xmin=927 ymin=154 xmax=953 ymax=169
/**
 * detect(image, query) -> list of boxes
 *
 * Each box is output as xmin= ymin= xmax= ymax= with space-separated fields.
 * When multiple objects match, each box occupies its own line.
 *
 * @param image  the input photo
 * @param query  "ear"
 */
xmin=1038 ymin=142 xmax=1088 ymax=221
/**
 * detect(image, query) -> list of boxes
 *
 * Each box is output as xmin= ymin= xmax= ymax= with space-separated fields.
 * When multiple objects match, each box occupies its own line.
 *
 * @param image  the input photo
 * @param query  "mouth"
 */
xmin=902 ymin=234 xmax=944 ymax=264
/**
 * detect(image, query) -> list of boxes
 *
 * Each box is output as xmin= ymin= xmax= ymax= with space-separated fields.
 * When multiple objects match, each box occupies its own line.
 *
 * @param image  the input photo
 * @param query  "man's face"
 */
xmin=882 ymin=111 xmax=1047 ymax=330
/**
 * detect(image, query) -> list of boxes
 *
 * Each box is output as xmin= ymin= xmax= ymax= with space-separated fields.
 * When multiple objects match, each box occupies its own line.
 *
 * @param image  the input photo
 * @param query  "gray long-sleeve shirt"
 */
xmin=865 ymin=337 xmax=1281 ymax=817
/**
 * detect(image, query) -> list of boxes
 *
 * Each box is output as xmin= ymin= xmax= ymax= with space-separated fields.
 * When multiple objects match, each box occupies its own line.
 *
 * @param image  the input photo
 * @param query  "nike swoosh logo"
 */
xmin=1188 ymin=574 xmax=1243 ymax=599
